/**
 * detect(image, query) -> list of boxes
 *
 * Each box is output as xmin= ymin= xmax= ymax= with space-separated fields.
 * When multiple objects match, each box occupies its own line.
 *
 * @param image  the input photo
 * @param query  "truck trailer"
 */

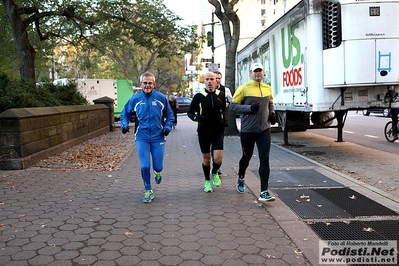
xmin=55 ymin=78 xmax=136 ymax=120
xmin=236 ymin=0 xmax=399 ymax=143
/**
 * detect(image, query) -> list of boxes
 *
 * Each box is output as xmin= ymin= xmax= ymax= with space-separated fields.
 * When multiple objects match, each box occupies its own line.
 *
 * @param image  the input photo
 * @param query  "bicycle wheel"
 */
xmin=384 ymin=121 xmax=396 ymax=142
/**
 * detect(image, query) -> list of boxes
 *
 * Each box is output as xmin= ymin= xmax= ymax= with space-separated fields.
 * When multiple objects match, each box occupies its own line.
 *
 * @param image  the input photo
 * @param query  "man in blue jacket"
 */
xmin=120 ymin=72 xmax=175 ymax=203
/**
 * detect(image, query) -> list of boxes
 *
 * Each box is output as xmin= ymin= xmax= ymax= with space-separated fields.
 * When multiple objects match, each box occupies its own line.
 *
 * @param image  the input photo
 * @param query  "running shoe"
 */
xmin=212 ymin=173 xmax=221 ymax=187
xmin=154 ymin=171 xmax=162 ymax=184
xmin=236 ymin=177 xmax=245 ymax=193
xmin=204 ymin=180 xmax=213 ymax=192
xmin=258 ymin=190 xmax=275 ymax=202
xmin=142 ymin=190 xmax=154 ymax=203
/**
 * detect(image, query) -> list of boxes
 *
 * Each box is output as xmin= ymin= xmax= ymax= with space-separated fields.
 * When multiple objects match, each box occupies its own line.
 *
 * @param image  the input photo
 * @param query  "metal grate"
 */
xmin=322 ymin=1 xmax=342 ymax=49
xmin=309 ymin=220 xmax=399 ymax=265
xmin=270 ymin=147 xmax=315 ymax=168
xmin=275 ymin=188 xmax=352 ymax=219
xmin=308 ymin=220 xmax=399 ymax=241
xmin=315 ymin=188 xmax=399 ymax=217
xmin=269 ymin=169 xmax=343 ymax=188
xmin=275 ymin=188 xmax=399 ymax=219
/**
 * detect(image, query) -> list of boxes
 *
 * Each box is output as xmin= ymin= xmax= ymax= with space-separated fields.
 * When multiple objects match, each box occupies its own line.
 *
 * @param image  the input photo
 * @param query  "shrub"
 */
xmin=0 ymin=74 xmax=88 ymax=114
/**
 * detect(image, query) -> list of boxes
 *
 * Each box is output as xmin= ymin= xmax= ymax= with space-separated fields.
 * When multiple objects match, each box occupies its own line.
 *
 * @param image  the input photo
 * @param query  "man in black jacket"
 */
xmin=212 ymin=71 xmax=232 ymax=176
xmin=214 ymin=71 xmax=232 ymax=106
xmin=391 ymin=108 xmax=399 ymax=140
xmin=187 ymin=72 xmax=226 ymax=193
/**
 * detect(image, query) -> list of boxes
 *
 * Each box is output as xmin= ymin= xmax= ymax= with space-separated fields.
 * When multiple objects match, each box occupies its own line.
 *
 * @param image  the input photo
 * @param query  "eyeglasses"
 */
xmin=141 ymin=81 xmax=154 ymax=85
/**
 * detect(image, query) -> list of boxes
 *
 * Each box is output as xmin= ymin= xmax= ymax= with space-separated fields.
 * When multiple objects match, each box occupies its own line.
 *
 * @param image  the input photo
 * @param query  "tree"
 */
xmin=1 ymin=0 xmax=198 ymax=83
xmin=208 ymin=0 xmax=240 ymax=135
xmin=0 ymin=7 xmax=19 ymax=80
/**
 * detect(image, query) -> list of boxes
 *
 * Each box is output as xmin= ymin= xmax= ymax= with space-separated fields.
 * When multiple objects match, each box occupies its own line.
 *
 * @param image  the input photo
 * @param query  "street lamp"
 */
xmin=203 ymin=12 xmax=220 ymax=63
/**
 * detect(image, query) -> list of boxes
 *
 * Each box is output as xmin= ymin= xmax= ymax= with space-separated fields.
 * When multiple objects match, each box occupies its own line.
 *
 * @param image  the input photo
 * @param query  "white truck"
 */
xmin=75 ymin=79 xmax=117 ymax=105
xmin=54 ymin=78 xmax=137 ymax=119
xmin=236 ymin=0 xmax=399 ymax=143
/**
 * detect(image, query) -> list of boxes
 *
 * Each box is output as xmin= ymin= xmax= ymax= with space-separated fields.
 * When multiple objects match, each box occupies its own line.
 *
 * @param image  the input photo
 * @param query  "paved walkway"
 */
xmin=1 ymin=115 xmax=398 ymax=265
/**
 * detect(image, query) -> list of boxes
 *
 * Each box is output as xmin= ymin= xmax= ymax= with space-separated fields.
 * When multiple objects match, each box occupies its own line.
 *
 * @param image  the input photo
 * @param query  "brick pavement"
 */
xmin=0 ymin=115 xmax=314 ymax=266
xmin=2 ymin=115 xmax=398 ymax=265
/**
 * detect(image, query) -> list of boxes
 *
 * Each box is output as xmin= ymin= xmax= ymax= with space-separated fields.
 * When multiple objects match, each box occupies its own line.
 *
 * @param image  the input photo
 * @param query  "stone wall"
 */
xmin=0 ymin=100 xmax=114 ymax=170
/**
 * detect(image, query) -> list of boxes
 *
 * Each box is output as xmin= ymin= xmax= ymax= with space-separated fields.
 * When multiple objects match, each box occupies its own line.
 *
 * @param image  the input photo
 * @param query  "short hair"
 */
xmin=140 ymin=72 xmax=156 ymax=82
xmin=213 ymin=71 xmax=222 ymax=76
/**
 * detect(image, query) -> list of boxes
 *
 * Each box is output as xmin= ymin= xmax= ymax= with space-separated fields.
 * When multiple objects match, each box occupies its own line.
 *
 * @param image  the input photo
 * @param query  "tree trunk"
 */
xmin=224 ymin=46 xmax=239 ymax=136
xmin=2 ymin=0 xmax=37 ymax=82
xmin=210 ymin=0 xmax=240 ymax=136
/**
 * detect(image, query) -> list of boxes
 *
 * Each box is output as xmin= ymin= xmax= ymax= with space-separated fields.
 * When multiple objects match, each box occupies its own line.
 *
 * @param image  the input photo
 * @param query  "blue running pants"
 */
xmin=136 ymin=140 xmax=165 ymax=191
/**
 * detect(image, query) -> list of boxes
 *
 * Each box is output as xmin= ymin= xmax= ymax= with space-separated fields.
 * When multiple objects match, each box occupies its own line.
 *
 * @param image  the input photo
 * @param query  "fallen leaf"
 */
xmin=294 ymin=249 xmax=303 ymax=255
xmin=363 ymin=227 xmax=375 ymax=232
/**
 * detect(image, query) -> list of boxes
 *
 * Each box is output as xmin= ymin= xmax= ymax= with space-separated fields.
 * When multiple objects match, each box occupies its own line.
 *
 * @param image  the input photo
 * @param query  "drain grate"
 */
xmin=275 ymin=188 xmax=399 ymax=219
xmin=269 ymin=169 xmax=342 ymax=188
xmin=308 ymin=220 xmax=399 ymax=241
xmin=274 ymin=188 xmax=352 ymax=219
xmin=315 ymin=188 xmax=399 ymax=217
xmin=270 ymin=146 xmax=315 ymax=168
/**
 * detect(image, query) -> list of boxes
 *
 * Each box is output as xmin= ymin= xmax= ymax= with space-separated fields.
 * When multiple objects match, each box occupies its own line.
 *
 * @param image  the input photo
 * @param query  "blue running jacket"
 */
xmin=120 ymin=90 xmax=175 ymax=142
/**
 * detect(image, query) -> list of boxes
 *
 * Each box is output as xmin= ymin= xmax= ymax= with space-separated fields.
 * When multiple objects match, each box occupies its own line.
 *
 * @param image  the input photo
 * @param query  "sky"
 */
xmin=163 ymin=0 xmax=202 ymax=25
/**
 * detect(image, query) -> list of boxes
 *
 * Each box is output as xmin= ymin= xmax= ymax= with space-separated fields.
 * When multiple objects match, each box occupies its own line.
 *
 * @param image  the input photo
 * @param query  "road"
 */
xmin=267 ymin=111 xmax=399 ymax=200
xmin=313 ymin=111 xmax=399 ymax=154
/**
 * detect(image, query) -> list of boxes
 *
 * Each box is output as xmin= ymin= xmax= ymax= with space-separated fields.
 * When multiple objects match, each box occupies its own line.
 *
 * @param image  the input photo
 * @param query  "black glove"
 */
xmin=162 ymin=129 xmax=170 ymax=136
xmin=122 ymin=127 xmax=129 ymax=134
xmin=250 ymin=103 xmax=260 ymax=113
xmin=197 ymin=115 xmax=206 ymax=123
xmin=269 ymin=112 xmax=276 ymax=125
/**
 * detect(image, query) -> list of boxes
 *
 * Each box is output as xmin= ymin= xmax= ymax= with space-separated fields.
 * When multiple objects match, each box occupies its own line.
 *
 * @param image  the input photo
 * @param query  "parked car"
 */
xmin=176 ymin=97 xmax=192 ymax=113
xmin=362 ymin=108 xmax=390 ymax=117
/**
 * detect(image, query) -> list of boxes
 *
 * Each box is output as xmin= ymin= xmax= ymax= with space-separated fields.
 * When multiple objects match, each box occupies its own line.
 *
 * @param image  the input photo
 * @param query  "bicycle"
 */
xmin=384 ymin=120 xmax=399 ymax=142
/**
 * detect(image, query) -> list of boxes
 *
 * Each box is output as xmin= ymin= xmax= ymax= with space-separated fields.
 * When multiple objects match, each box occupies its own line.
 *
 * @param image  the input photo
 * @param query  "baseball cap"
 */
xmin=250 ymin=63 xmax=264 ymax=71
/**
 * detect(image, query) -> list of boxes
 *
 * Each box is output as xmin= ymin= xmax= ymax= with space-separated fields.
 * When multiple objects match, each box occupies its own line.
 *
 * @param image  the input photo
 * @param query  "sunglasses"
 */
xmin=142 ymin=82 xmax=154 ymax=85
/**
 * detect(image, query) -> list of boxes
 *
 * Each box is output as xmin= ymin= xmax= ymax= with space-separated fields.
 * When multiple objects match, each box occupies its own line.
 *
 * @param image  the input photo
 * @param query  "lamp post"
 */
xmin=204 ymin=12 xmax=220 ymax=63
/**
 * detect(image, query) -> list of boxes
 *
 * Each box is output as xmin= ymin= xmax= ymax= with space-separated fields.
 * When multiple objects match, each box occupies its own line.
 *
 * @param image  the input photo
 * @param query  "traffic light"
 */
xmin=207 ymin=31 xmax=213 ymax=47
